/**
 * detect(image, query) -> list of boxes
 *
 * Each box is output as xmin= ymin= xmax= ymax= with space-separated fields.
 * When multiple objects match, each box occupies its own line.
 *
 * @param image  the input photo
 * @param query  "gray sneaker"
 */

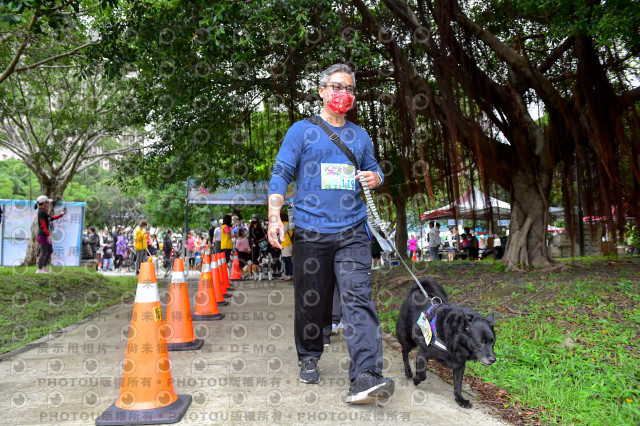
xmin=299 ymin=358 xmax=319 ymax=384
xmin=346 ymin=371 xmax=394 ymax=404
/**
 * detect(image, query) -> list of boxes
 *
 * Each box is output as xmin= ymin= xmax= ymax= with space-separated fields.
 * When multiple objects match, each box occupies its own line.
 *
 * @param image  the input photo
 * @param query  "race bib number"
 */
xmin=321 ymin=163 xmax=356 ymax=190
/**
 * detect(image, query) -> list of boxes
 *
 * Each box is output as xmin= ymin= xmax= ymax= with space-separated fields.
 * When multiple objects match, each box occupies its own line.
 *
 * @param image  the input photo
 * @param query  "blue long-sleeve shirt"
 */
xmin=269 ymin=117 xmax=384 ymax=233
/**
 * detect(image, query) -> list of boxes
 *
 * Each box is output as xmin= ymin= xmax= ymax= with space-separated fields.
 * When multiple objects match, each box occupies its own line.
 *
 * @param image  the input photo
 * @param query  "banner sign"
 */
xmin=0 ymin=200 xmax=85 ymax=267
xmin=187 ymin=180 xmax=297 ymax=206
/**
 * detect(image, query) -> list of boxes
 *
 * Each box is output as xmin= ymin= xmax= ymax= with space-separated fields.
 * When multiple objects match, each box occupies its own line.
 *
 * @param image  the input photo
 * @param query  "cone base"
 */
xmin=230 ymin=278 xmax=242 ymax=281
xmin=217 ymin=301 xmax=229 ymax=306
xmin=223 ymin=294 xmax=232 ymax=298
xmin=96 ymin=394 xmax=192 ymax=425
xmin=167 ymin=338 xmax=204 ymax=352
xmin=192 ymin=313 xmax=225 ymax=321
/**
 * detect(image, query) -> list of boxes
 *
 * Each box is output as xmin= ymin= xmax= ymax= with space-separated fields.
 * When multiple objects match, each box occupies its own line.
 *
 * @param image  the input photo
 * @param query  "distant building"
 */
xmin=0 ymin=147 xmax=19 ymax=161
xmin=92 ymin=133 xmax=140 ymax=170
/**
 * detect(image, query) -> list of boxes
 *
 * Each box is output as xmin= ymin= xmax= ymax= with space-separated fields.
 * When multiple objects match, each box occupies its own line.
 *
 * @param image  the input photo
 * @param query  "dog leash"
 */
xmin=306 ymin=116 xmax=442 ymax=306
xmin=359 ymin=171 xmax=442 ymax=306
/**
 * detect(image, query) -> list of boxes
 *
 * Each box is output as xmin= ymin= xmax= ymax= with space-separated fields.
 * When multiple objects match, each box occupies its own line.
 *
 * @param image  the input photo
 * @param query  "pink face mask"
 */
xmin=327 ymin=91 xmax=355 ymax=114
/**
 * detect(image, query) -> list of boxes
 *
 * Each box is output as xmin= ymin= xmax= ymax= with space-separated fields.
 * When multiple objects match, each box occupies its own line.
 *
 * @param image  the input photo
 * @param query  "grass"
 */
xmin=372 ymin=256 xmax=640 ymax=425
xmin=0 ymin=266 xmax=138 ymax=354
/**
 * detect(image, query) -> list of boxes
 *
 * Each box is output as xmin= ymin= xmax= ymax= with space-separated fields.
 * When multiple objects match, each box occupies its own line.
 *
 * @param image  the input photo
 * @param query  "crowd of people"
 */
xmin=181 ymin=212 xmax=292 ymax=280
xmin=78 ymin=212 xmax=294 ymax=279
xmin=79 ymin=224 xmax=164 ymax=273
xmin=408 ymin=221 xmax=485 ymax=261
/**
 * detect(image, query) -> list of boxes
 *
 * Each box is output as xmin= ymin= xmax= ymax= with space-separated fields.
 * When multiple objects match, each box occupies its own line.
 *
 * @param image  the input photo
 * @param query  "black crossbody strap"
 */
xmin=305 ymin=117 xmax=434 ymax=303
xmin=306 ymin=116 xmax=360 ymax=170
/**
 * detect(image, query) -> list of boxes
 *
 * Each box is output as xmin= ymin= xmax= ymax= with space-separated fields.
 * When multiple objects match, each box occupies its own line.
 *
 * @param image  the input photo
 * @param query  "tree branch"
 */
xmin=538 ymin=36 xmax=575 ymax=74
xmin=12 ymin=42 xmax=92 ymax=74
xmin=81 ymin=144 xmax=142 ymax=162
xmin=0 ymin=32 xmax=13 ymax=44
xmin=619 ymin=85 xmax=640 ymax=107
xmin=0 ymin=10 xmax=39 ymax=85
xmin=450 ymin=3 xmax=561 ymax=109
xmin=0 ymin=123 xmax=30 ymax=158
xmin=12 ymin=76 xmax=41 ymax=148
xmin=55 ymin=130 xmax=90 ymax=175
xmin=76 ymin=143 xmax=143 ymax=173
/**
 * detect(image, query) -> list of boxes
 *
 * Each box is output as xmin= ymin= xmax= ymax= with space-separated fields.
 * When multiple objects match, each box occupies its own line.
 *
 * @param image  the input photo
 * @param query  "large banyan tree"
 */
xmin=353 ymin=0 xmax=640 ymax=269
xmin=90 ymin=0 xmax=639 ymax=270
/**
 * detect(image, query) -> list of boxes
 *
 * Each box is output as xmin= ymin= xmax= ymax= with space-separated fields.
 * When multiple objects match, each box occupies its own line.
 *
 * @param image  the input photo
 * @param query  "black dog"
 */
xmin=396 ymin=278 xmax=496 ymax=408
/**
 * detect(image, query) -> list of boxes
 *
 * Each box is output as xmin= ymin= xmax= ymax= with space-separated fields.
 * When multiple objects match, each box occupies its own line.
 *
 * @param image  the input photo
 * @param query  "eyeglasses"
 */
xmin=324 ymin=83 xmax=355 ymax=94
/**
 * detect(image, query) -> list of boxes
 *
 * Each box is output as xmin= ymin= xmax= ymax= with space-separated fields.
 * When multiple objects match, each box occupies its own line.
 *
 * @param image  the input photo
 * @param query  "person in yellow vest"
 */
xmin=134 ymin=220 xmax=149 ymax=274
xmin=281 ymin=211 xmax=293 ymax=281
xmin=221 ymin=214 xmax=233 ymax=265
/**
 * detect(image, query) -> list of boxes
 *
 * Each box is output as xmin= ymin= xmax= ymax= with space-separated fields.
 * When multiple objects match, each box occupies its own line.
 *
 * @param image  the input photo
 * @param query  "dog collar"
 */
xmin=425 ymin=304 xmax=448 ymax=351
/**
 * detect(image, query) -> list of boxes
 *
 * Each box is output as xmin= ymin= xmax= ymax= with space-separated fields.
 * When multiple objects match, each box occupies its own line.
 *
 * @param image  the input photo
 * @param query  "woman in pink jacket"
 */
xmin=408 ymin=235 xmax=418 ymax=259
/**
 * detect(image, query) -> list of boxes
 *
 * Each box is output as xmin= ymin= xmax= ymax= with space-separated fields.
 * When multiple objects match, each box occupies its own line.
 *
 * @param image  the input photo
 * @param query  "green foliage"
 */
xmin=502 ymin=0 xmax=640 ymax=53
xmin=468 ymin=282 xmax=640 ymax=424
xmin=378 ymin=309 xmax=399 ymax=334
xmin=0 ymin=61 xmax=140 ymax=214
xmin=86 ymin=0 xmax=377 ymax=190
xmin=491 ymin=262 xmax=507 ymax=273
xmin=628 ymin=226 xmax=640 ymax=247
xmin=1 ymin=157 xmax=266 ymax=232
xmin=0 ymin=1 xmax=118 ymax=85
xmin=0 ymin=158 xmax=38 ymax=199
xmin=0 ymin=265 xmax=138 ymax=354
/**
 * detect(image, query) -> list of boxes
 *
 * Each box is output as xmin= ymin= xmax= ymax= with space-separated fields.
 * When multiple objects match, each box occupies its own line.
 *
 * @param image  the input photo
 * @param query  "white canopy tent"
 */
xmin=422 ymin=188 xmax=511 ymax=222
xmin=422 ymin=188 xmax=564 ymax=222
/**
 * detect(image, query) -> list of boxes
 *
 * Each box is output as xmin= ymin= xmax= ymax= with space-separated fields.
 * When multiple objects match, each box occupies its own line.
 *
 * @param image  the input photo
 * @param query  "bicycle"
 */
xmin=124 ymin=247 xmax=137 ymax=273
xmin=159 ymin=249 xmax=178 ymax=278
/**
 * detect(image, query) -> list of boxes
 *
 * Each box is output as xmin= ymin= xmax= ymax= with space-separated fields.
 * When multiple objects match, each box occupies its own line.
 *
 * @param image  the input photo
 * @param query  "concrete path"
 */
xmin=0 ymin=278 xmax=506 ymax=425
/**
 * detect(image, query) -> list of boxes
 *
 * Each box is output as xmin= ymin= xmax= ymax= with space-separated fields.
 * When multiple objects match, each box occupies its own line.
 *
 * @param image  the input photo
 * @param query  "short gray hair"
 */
xmin=319 ymin=63 xmax=356 ymax=89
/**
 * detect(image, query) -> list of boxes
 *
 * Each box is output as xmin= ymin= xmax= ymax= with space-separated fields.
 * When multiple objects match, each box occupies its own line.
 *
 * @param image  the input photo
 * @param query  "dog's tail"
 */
xmin=407 ymin=278 xmax=449 ymax=304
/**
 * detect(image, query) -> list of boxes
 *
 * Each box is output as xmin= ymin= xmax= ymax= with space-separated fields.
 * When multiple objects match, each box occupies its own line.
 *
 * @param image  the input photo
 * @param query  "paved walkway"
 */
xmin=0 ymin=278 xmax=506 ymax=425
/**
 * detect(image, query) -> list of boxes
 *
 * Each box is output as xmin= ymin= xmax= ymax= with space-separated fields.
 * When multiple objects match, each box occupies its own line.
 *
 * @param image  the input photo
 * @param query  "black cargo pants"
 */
xmin=292 ymin=222 xmax=383 ymax=381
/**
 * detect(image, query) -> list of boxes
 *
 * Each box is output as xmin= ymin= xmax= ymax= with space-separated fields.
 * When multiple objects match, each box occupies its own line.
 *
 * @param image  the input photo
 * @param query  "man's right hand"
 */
xmin=267 ymin=193 xmax=285 ymax=249
xmin=268 ymin=220 xmax=285 ymax=249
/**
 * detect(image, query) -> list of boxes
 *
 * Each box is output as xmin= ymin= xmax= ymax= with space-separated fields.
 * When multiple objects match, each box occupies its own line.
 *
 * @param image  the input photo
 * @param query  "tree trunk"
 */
xmin=23 ymin=218 xmax=41 ymax=266
xmin=392 ymin=191 xmax=409 ymax=258
xmin=502 ymin=170 xmax=553 ymax=270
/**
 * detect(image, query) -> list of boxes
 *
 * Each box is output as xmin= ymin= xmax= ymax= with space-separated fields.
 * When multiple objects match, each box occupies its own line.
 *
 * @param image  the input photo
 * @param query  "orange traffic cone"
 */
xmin=220 ymin=252 xmax=232 ymax=289
xmin=192 ymin=254 xmax=225 ymax=320
xmin=211 ymin=254 xmax=229 ymax=305
xmin=216 ymin=253 xmax=232 ymax=298
xmin=230 ymin=251 xmax=242 ymax=280
xmin=165 ymin=258 xmax=203 ymax=351
xmin=412 ymin=253 xmax=417 ymax=261
xmin=96 ymin=261 xmax=191 ymax=425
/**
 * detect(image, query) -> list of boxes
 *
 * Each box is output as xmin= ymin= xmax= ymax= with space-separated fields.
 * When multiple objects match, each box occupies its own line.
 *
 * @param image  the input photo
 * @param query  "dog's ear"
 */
xmin=446 ymin=310 xmax=468 ymax=331
xmin=485 ymin=312 xmax=495 ymax=326
xmin=460 ymin=313 xmax=474 ymax=332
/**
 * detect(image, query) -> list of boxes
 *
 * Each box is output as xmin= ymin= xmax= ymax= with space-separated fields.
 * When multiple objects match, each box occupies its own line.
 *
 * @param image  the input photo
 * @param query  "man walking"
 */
xmin=207 ymin=217 xmax=216 ymax=251
xmin=163 ymin=229 xmax=173 ymax=269
xmin=268 ymin=63 xmax=393 ymax=404
xmin=428 ymin=221 xmax=441 ymax=261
